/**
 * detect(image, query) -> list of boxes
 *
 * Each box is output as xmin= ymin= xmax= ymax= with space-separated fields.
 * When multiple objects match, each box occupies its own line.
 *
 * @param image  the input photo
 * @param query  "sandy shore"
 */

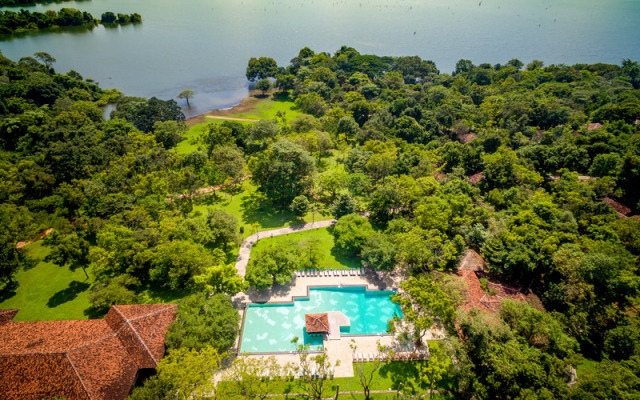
xmin=185 ymin=89 xmax=273 ymax=127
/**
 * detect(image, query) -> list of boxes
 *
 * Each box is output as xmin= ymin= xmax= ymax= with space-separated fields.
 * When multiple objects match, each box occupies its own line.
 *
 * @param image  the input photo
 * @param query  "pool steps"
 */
xmin=295 ymin=268 xmax=364 ymax=277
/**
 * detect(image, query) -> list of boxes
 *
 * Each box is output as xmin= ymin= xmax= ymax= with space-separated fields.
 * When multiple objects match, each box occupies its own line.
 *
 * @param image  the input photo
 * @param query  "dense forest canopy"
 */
xmin=1 ymin=46 xmax=639 ymax=399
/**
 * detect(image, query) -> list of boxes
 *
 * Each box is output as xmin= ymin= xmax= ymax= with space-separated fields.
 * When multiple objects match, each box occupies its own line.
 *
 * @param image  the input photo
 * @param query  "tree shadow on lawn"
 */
xmin=378 ymin=361 xmax=423 ymax=390
xmin=329 ymin=247 xmax=362 ymax=269
xmin=239 ymin=192 xmax=297 ymax=230
xmin=47 ymin=280 xmax=90 ymax=308
xmin=0 ymin=281 xmax=18 ymax=303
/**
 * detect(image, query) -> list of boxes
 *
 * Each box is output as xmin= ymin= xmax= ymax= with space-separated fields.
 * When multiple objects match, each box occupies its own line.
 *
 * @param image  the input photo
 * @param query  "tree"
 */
xmin=89 ymin=274 xmax=140 ymax=312
xmin=194 ymin=260 xmax=247 ymax=296
xmin=332 ymin=213 xmax=374 ymax=255
xmin=111 ymin=97 xmax=185 ymax=133
xmin=153 ymin=120 xmax=186 ymax=149
xmin=33 ymin=52 xmax=55 ymax=68
xmin=330 ymin=193 xmax=357 ymax=219
xmin=206 ymin=209 xmax=241 ymax=251
xmin=47 ymin=231 xmax=91 ymax=279
xmin=220 ymin=356 xmax=286 ymax=400
xmin=100 ymin=12 xmax=116 ymax=24
xmin=389 ymin=277 xmax=455 ymax=345
xmin=249 ymin=140 xmax=315 ymax=206
xmin=350 ymin=340 xmax=389 ymax=400
xmin=291 ymin=337 xmax=340 ymax=400
xmin=361 ymin=232 xmax=396 ymax=270
xmin=395 ymin=227 xmax=463 ymax=271
xmin=245 ymin=244 xmax=297 ymax=289
xmin=246 ymin=57 xmax=278 ymax=81
xmin=177 ymin=89 xmax=195 ymax=106
xmin=290 ymin=195 xmax=310 ymax=218
xmin=129 ymin=346 xmax=226 ymax=400
xmin=165 ymin=292 xmax=240 ymax=352
xmin=255 ymin=78 xmax=271 ymax=96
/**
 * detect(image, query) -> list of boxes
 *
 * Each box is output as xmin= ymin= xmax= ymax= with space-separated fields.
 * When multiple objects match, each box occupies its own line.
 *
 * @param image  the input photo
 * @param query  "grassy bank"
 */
xmin=176 ymin=93 xmax=301 ymax=155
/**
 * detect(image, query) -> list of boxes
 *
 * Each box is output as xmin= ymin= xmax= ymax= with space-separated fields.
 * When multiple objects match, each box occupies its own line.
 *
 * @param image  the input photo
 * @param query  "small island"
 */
xmin=0 ymin=7 xmax=141 ymax=34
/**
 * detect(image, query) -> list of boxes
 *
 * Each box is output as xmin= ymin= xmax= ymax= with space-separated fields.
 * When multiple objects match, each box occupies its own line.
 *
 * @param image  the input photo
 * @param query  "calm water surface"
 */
xmin=1 ymin=0 xmax=639 ymax=117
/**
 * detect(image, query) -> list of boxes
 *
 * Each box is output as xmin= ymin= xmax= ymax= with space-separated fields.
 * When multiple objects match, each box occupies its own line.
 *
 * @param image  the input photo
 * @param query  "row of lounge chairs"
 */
xmin=279 ymin=367 xmax=334 ymax=380
xmin=295 ymin=268 xmax=364 ymax=277
xmin=353 ymin=349 xmax=429 ymax=362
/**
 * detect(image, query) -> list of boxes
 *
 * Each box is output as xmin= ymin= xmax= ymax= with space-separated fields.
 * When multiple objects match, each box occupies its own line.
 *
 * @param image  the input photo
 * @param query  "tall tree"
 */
xmin=249 ymin=140 xmax=315 ymax=206
xmin=246 ymin=57 xmax=278 ymax=82
xmin=177 ymin=89 xmax=195 ymax=106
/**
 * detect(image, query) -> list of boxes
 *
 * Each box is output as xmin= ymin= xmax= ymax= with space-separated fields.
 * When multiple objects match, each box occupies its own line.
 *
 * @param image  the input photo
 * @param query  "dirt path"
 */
xmin=173 ymin=175 xmax=251 ymax=200
xmin=205 ymin=116 xmax=258 ymax=122
xmin=16 ymin=228 xmax=54 ymax=249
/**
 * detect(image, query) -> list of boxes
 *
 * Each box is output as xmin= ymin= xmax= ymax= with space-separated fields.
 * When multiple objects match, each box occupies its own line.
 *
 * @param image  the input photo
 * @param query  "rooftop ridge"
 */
xmin=65 ymin=352 xmax=93 ymax=400
xmin=112 ymin=305 xmax=157 ymax=366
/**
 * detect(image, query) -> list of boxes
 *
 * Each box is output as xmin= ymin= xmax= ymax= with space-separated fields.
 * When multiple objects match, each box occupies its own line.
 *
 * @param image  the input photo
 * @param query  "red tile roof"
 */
xmin=602 ymin=197 xmax=632 ymax=218
xmin=305 ymin=313 xmax=330 ymax=333
xmin=0 ymin=308 xmax=19 ymax=325
xmin=587 ymin=122 xmax=603 ymax=131
xmin=458 ymin=133 xmax=477 ymax=144
xmin=0 ymin=304 xmax=177 ymax=400
xmin=456 ymin=270 xmax=528 ymax=313
xmin=467 ymin=172 xmax=485 ymax=185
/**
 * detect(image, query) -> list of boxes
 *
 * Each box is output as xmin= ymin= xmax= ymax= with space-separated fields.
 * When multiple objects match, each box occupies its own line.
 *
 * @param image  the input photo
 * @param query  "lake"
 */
xmin=1 ymin=0 xmax=639 ymax=117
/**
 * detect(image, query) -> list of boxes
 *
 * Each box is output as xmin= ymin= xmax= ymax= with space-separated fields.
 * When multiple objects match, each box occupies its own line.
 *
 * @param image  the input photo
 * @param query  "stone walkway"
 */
xmin=234 ymin=219 xmax=337 ymax=278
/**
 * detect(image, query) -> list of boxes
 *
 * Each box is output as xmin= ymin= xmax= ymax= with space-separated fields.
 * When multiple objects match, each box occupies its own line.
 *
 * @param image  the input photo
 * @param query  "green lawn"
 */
xmin=0 ymin=241 xmax=93 ymax=321
xmin=218 ymin=352 xmax=459 ymax=399
xmin=192 ymin=179 xmax=332 ymax=239
xmin=175 ymin=95 xmax=300 ymax=156
xmin=249 ymin=226 xmax=361 ymax=270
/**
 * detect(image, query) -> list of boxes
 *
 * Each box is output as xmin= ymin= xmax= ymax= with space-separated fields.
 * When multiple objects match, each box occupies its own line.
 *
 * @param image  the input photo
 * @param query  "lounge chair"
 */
xmin=351 ymin=269 xmax=355 ymax=276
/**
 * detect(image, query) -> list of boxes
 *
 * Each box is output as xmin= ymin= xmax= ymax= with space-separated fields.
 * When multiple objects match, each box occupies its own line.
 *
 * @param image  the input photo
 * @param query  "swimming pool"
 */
xmin=239 ymin=286 xmax=402 ymax=353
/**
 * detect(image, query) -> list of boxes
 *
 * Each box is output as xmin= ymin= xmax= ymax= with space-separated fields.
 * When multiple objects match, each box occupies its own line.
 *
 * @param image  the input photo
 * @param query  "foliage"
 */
xmin=245 ymin=243 xmax=297 ymax=289
xmin=246 ymin=57 xmax=278 ymax=82
xmin=290 ymin=194 xmax=310 ymax=218
xmin=128 ymin=346 xmax=226 ymax=400
xmin=249 ymin=140 xmax=315 ymax=206
xmin=177 ymin=89 xmax=195 ymax=106
xmin=219 ymin=356 xmax=285 ymax=400
xmin=389 ymin=277 xmax=455 ymax=344
xmin=165 ymin=292 xmax=240 ymax=353
xmin=331 ymin=213 xmax=374 ymax=255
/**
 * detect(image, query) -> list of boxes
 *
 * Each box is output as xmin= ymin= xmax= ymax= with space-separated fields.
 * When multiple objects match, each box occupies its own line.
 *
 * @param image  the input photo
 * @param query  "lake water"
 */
xmin=1 ymin=0 xmax=639 ymax=117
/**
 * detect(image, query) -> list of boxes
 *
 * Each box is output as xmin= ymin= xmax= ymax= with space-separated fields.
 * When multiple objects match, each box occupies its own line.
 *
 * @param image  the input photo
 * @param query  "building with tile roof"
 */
xmin=305 ymin=313 xmax=330 ymax=334
xmin=0 ymin=304 xmax=177 ymax=400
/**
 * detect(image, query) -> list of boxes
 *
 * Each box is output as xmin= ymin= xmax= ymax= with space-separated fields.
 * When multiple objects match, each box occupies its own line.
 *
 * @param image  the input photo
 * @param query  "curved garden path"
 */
xmin=234 ymin=219 xmax=337 ymax=278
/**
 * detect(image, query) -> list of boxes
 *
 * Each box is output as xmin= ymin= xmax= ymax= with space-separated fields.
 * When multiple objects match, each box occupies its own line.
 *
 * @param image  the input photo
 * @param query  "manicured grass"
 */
xmin=192 ymin=180 xmax=332 ymax=239
xmin=249 ymin=226 xmax=361 ymax=270
xmin=232 ymin=94 xmax=301 ymax=121
xmin=0 ymin=241 xmax=93 ymax=321
xmin=218 ymin=352 xmax=459 ymax=399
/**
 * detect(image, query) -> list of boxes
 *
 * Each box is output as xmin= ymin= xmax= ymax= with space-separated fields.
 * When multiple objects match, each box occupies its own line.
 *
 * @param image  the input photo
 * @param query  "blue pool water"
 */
xmin=240 ymin=286 xmax=402 ymax=353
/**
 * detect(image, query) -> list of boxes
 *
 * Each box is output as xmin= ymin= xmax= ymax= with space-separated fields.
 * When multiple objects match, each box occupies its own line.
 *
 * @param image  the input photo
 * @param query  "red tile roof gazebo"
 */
xmin=305 ymin=313 xmax=330 ymax=334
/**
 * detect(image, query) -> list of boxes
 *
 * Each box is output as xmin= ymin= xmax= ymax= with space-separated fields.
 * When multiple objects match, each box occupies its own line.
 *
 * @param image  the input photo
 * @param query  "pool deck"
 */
xmin=230 ymin=270 xmax=446 ymax=378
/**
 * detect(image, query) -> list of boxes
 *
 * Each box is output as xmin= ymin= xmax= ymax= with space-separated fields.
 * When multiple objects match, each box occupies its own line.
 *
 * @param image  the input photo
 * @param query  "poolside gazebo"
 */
xmin=305 ymin=313 xmax=330 ymax=337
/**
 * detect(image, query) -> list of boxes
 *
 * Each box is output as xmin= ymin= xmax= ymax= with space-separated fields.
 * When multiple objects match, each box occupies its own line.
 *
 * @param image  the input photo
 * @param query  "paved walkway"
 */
xmin=234 ymin=219 xmax=337 ymax=278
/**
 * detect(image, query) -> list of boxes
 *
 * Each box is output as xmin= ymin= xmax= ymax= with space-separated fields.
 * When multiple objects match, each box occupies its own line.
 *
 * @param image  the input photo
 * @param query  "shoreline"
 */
xmin=185 ymin=89 xmax=274 ymax=127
